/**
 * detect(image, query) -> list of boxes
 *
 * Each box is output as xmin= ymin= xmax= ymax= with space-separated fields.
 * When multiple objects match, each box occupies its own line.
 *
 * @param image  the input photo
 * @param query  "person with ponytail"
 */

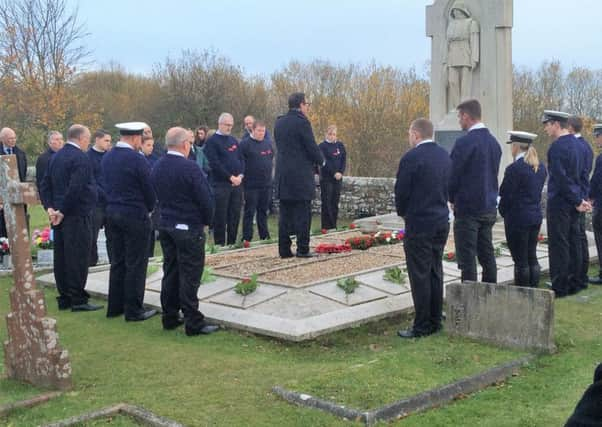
xmin=498 ymin=131 xmax=547 ymax=287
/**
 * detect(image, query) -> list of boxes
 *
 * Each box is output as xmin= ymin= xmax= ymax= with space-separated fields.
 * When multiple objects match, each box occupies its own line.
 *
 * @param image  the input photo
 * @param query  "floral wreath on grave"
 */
xmin=345 ymin=235 xmax=375 ymax=250
xmin=234 ymin=274 xmax=259 ymax=296
xmin=32 ymin=227 xmax=53 ymax=249
xmin=315 ymin=242 xmax=352 ymax=254
xmin=0 ymin=237 xmax=9 ymax=255
xmin=337 ymin=277 xmax=360 ymax=294
xmin=383 ymin=266 xmax=407 ymax=284
xmin=373 ymin=229 xmax=405 ymax=245
xmin=537 ymin=234 xmax=547 ymax=244
xmin=443 ymin=251 xmax=456 ymax=262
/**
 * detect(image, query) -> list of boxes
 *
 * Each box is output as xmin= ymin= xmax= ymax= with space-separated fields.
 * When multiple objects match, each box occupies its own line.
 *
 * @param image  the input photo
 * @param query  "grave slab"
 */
xmin=446 ymin=281 xmax=556 ymax=353
xmin=355 ymin=270 xmax=409 ymax=295
xmin=209 ymin=284 xmax=287 ymax=309
xmin=309 ymin=282 xmax=389 ymax=306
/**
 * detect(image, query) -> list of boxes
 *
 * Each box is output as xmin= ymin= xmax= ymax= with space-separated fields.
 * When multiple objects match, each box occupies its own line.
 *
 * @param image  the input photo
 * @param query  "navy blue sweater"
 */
xmin=449 ymin=128 xmax=501 ymax=216
xmin=395 ymin=142 xmax=451 ymax=234
xmin=589 ymin=154 xmax=602 ymax=210
xmin=39 ymin=143 xmax=97 ymax=217
xmin=239 ymin=136 xmax=273 ymax=189
xmin=547 ymin=134 xmax=582 ymax=209
xmin=498 ymin=158 xmax=547 ymax=229
xmin=576 ymin=136 xmax=593 ymax=200
xmin=101 ymin=145 xmax=156 ymax=219
xmin=204 ymin=133 xmax=245 ymax=185
xmin=151 ymin=153 xmax=214 ymax=232
xmin=319 ymin=140 xmax=346 ymax=181
xmin=87 ymin=148 xmax=107 ymax=208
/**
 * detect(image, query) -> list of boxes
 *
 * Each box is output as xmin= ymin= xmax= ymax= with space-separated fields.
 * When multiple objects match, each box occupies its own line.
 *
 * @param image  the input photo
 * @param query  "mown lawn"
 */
xmin=2 ymin=271 xmax=601 ymax=426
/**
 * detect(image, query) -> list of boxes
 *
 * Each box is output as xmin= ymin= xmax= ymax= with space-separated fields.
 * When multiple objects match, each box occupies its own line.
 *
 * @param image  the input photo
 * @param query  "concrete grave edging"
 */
xmin=40 ymin=403 xmax=185 ymax=427
xmin=272 ymin=355 xmax=534 ymax=426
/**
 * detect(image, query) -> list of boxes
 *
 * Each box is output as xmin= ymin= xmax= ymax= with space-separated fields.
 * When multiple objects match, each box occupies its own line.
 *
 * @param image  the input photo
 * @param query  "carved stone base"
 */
xmin=3 ymin=287 xmax=72 ymax=390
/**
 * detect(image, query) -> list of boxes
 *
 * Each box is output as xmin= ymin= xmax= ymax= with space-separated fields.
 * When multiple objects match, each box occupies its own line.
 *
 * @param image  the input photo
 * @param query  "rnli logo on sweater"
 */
xmin=227 ymin=145 xmax=238 ymax=152
xmin=332 ymin=149 xmax=341 ymax=156
xmin=260 ymin=149 xmax=273 ymax=156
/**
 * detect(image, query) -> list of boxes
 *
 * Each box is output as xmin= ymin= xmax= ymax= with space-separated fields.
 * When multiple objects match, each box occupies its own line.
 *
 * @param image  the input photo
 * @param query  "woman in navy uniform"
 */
xmin=498 ymin=131 xmax=547 ymax=287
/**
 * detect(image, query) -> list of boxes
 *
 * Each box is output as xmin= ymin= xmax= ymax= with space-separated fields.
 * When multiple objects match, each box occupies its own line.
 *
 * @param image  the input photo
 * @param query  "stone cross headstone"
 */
xmin=0 ymin=155 xmax=72 ymax=390
xmin=445 ymin=281 xmax=556 ymax=353
xmin=426 ymin=0 xmax=514 ymax=175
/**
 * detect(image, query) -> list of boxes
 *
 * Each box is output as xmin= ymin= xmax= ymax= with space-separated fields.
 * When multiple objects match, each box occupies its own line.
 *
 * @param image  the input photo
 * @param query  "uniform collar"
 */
xmin=115 ymin=141 xmax=134 ymax=150
xmin=167 ymin=150 xmax=185 ymax=157
xmin=515 ymin=152 xmax=526 ymax=161
xmin=468 ymin=122 xmax=486 ymax=132
xmin=416 ymin=139 xmax=434 ymax=147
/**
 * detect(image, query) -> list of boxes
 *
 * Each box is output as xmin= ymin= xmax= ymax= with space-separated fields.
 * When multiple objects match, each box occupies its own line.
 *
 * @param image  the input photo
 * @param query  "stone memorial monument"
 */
xmin=0 ymin=155 xmax=72 ymax=390
xmin=426 ymin=0 xmax=513 ymax=172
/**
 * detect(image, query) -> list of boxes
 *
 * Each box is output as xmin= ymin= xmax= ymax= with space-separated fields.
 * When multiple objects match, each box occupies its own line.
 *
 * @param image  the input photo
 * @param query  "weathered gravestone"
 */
xmin=446 ymin=281 xmax=556 ymax=353
xmin=426 ymin=0 xmax=514 ymax=176
xmin=0 ymin=155 xmax=72 ymax=390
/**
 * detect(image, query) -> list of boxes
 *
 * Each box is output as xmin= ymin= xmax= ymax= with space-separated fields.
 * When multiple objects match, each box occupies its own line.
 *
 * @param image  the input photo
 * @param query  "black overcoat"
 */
xmin=273 ymin=109 xmax=324 ymax=201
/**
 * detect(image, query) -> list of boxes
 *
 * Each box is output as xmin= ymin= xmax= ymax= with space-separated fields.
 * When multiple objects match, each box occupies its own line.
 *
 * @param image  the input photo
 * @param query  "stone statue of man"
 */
xmin=445 ymin=1 xmax=480 ymax=112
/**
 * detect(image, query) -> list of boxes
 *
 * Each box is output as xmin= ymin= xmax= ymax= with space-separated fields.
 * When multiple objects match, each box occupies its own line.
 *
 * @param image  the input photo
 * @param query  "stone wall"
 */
xmin=310 ymin=177 xmax=396 ymax=219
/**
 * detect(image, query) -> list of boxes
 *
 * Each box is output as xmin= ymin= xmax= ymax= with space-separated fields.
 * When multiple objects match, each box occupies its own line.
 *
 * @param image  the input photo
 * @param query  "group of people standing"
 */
xmin=6 ymin=91 xmax=346 ymax=337
xmin=394 ymin=98 xmax=602 ymax=340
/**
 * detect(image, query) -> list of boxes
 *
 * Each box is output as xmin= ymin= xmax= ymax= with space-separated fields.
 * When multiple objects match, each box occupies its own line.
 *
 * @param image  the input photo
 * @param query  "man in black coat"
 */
xmin=0 ymin=127 xmax=28 ymax=238
xmin=35 ymin=131 xmax=64 ymax=190
xmin=39 ymin=124 xmax=101 ymax=311
xmin=273 ymin=92 xmax=325 ymax=258
xmin=395 ymin=118 xmax=451 ymax=338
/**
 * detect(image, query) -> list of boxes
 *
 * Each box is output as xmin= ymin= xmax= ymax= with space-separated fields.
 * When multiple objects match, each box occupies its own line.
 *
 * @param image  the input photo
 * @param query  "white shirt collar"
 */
xmin=515 ymin=152 xmax=526 ymax=161
xmin=468 ymin=122 xmax=486 ymax=132
xmin=416 ymin=139 xmax=434 ymax=147
xmin=91 ymin=146 xmax=105 ymax=153
xmin=66 ymin=141 xmax=81 ymax=150
xmin=215 ymin=130 xmax=225 ymax=136
xmin=115 ymin=141 xmax=134 ymax=150
xmin=167 ymin=150 xmax=185 ymax=157
xmin=575 ymin=133 xmax=582 ymax=138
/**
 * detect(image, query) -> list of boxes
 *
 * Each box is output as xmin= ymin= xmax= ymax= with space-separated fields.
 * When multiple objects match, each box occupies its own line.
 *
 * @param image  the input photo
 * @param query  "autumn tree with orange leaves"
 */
xmin=0 ymin=0 xmax=100 ymax=156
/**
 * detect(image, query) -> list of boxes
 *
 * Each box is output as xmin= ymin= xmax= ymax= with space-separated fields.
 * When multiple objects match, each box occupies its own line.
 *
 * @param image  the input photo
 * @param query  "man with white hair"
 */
xmin=151 ymin=127 xmax=218 ymax=335
xmin=101 ymin=122 xmax=157 ymax=321
xmin=35 ymin=130 xmax=64 ymax=190
xmin=39 ymin=124 xmax=100 ymax=311
xmin=204 ymin=113 xmax=245 ymax=246
xmin=0 ymin=127 xmax=28 ymax=238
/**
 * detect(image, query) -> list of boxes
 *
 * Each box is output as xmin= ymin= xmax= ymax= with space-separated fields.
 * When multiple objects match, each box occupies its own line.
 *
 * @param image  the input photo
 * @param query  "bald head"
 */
xmin=0 ymin=128 xmax=17 ymax=148
xmin=165 ymin=126 xmax=192 ymax=157
xmin=67 ymin=124 xmax=91 ymax=150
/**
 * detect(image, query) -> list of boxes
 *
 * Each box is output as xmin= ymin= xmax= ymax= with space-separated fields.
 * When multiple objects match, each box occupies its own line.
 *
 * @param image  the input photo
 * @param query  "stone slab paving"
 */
xmin=35 ymin=213 xmax=598 ymax=341
xmin=309 ymin=282 xmax=389 ymax=306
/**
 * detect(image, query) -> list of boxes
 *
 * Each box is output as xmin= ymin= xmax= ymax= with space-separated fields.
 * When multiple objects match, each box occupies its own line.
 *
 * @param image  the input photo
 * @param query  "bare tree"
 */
xmin=0 ymin=0 xmax=90 ymax=154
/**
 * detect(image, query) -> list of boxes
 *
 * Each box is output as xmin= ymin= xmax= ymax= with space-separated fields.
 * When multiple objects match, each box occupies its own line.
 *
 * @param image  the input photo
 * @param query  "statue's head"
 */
xmin=450 ymin=1 xmax=470 ymax=19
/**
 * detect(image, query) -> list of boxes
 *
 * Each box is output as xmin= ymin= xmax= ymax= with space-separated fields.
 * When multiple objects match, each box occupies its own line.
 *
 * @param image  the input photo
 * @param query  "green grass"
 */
xmin=3 ymin=270 xmax=602 ymax=426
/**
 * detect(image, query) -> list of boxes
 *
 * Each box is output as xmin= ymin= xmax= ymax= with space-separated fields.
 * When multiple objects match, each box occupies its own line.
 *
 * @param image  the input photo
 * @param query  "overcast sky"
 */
xmin=71 ymin=0 xmax=602 ymax=76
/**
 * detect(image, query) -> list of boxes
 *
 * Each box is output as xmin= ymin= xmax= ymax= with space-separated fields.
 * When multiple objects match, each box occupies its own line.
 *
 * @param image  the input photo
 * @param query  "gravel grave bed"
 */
xmin=366 ymin=244 xmax=405 ymax=259
xmin=258 ymin=252 xmax=400 ymax=286
xmin=312 ymin=230 xmax=365 ymax=242
xmin=205 ymin=246 xmax=278 ymax=268
xmin=214 ymin=255 xmax=319 ymax=277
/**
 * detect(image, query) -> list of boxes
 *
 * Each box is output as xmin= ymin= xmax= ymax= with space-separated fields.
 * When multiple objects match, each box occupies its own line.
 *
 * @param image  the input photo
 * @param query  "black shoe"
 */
xmin=71 ymin=303 xmax=104 ymax=312
xmin=185 ymin=324 xmax=219 ymax=336
xmin=589 ymin=276 xmax=602 ymax=285
xmin=296 ymin=252 xmax=315 ymax=258
xmin=397 ymin=329 xmax=427 ymax=339
xmin=162 ymin=317 xmax=184 ymax=330
xmin=125 ymin=309 xmax=157 ymax=322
